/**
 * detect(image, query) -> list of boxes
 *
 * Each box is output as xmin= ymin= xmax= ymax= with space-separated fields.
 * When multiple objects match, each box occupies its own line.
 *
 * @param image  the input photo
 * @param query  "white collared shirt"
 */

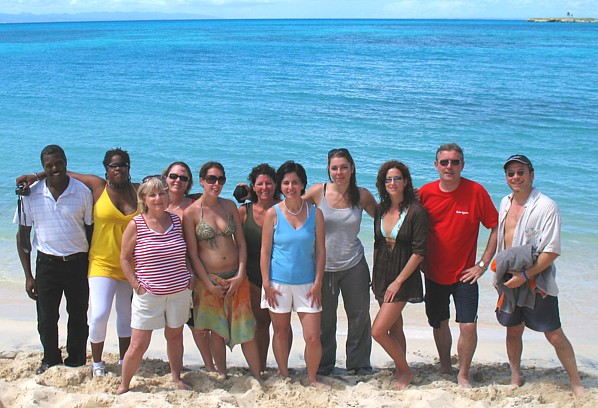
xmin=495 ymin=187 xmax=560 ymax=296
xmin=13 ymin=176 xmax=93 ymax=256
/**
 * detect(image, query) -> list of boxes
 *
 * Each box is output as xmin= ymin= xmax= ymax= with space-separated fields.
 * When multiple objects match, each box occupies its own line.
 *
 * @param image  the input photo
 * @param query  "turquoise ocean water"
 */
xmin=0 ymin=19 xmax=596 ymax=339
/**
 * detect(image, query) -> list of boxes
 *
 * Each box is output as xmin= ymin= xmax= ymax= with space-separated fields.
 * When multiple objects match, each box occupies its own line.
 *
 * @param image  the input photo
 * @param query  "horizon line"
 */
xmin=1 ymin=16 xmax=544 ymax=25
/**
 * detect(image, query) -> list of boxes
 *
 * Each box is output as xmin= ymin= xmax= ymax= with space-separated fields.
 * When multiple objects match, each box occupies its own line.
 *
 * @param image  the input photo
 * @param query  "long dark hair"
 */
xmin=247 ymin=163 xmax=279 ymax=202
xmin=328 ymin=148 xmax=360 ymax=208
xmin=376 ymin=161 xmax=416 ymax=215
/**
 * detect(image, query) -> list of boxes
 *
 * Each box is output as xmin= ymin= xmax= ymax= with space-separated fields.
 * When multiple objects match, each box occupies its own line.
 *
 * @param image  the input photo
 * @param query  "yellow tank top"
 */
xmin=88 ymin=187 xmax=139 ymax=280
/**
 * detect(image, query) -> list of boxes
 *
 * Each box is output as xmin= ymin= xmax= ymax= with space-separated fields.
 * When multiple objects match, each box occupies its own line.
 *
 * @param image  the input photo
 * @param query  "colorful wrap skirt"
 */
xmin=193 ymin=270 xmax=256 ymax=349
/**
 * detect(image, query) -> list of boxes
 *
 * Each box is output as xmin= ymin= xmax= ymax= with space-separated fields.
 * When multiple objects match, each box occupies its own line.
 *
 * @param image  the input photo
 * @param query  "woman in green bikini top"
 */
xmin=183 ymin=161 xmax=260 ymax=379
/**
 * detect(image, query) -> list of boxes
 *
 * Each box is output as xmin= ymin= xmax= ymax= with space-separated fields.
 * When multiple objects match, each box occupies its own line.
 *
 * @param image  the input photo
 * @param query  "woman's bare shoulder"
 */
xmin=304 ymin=183 xmax=324 ymax=204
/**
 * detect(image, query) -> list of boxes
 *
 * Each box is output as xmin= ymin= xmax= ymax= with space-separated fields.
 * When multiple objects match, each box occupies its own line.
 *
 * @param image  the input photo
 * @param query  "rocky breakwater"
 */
xmin=528 ymin=17 xmax=597 ymax=23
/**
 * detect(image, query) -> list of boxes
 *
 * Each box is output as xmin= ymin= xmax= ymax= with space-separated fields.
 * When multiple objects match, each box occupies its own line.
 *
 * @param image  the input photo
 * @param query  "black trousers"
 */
xmin=35 ymin=253 xmax=89 ymax=366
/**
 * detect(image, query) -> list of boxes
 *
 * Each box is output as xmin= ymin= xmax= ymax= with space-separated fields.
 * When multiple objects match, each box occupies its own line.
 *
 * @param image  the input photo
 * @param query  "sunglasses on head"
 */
xmin=328 ymin=148 xmax=350 ymax=158
xmin=438 ymin=159 xmax=462 ymax=167
xmin=168 ymin=173 xmax=189 ymax=182
xmin=107 ymin=162 xmax=129 ymax=168
xmin=385 ymin=176 xmax=403 ymax=184
xmin=204 ymin=175 xmax=226 ymax=185
xmin=142 ymin=174 xmax=163 ymax=183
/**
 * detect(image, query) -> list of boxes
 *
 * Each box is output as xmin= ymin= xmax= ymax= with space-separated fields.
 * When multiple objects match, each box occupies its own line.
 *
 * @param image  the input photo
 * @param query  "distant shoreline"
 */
xmin=528 ymin=17 xmax=597 ymax=23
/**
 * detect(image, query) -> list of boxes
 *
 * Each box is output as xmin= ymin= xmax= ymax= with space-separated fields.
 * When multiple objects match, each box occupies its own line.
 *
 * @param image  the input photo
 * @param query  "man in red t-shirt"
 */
xmin=419 ymin=142 xmax=498 ymax=387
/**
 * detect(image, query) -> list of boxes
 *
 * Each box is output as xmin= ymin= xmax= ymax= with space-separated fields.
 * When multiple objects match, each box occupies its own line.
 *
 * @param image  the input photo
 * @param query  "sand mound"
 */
xmin=0 ymin=351 xmax=596 ymax=407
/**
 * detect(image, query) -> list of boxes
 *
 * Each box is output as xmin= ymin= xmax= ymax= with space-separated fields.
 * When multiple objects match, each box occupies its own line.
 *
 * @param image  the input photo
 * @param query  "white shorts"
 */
xmin=131 ymin=288 xmax=192 ymax=331
xmin=261 ymin=282 xmax=322 ymax=314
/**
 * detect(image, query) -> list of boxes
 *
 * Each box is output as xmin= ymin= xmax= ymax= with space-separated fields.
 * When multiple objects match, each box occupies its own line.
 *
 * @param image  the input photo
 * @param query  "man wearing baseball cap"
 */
xmin=493 ymin=154 xmax=585 ymax=395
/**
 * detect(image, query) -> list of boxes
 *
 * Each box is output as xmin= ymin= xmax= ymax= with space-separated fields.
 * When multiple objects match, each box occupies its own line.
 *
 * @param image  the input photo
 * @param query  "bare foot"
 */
xmin=510 ymin=372 xmax=523 ymax=387
xmin=309 ymin=379 xmax=329 ymax=388
xmin=174 ymin=378 xmax=192 ymax=390
xmin=115 ymin=385 xmax=129 ymax=395
xmin=457 ymin=375 xmax=472 ymax=388
xmin=395 ymin=371 xmax=414 ymax=390
xmin=215 ymin=367 xmax=228 ymax=380
xmin=248 ymin=366 xmax=262 ymax=380
xmin=439 ymin=364 xmax=453 ymax=375
xmin=572 ymin=384 xmax=587 ymax=396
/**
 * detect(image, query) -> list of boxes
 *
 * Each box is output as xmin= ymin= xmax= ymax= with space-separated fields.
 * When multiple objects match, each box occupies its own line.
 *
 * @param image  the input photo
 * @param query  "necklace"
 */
xmin=108 ymin=181 xmax=129 ymax=190
xmin=283 ymin=199 xmax=304 ymax=216
xmin=168 ymin=199 xmax=184 ymax=212
xmin=108 ymin=181 xmax=137 ymax=204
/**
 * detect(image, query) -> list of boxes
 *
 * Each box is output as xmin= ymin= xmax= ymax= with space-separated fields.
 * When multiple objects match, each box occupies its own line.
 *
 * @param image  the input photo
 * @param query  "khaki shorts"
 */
xmin=261 ymin=282 xmax=322 ymax=314
xmin=131 ymin=288 xmax=192 ymax=330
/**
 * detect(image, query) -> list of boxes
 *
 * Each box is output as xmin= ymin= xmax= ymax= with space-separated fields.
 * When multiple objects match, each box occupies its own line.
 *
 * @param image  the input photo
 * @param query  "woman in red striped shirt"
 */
xmin=117 ymin=176 xmax=193 ymax=394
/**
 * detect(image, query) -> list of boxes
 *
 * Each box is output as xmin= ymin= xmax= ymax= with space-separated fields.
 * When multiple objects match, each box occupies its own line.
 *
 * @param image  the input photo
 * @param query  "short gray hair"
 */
xmin=435 ymin=142 xmax=464 ymax=162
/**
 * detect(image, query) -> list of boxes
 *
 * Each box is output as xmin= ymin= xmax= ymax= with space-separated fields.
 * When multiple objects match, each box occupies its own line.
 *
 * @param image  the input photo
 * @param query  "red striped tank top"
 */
xmin=133 ymin=212 xmax=190 ymax=295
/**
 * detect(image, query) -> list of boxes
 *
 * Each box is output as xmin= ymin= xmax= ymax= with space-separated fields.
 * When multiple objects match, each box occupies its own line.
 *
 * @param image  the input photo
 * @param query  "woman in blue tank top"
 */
xmin=260 ymin=161 xmax=326 ymax=386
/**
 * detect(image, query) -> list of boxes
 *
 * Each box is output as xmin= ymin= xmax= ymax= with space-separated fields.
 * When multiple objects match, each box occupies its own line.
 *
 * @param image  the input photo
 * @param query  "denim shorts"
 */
xmin=496 ymin=294 xmax=561 ymax=333
xmin=424 ymin=278 xmax=478 ymax=328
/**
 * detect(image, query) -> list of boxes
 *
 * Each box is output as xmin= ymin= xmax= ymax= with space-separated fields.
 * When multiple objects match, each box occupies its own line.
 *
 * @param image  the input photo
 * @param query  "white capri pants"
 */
xmin=89 ymin=276 xmax=133 ymax=343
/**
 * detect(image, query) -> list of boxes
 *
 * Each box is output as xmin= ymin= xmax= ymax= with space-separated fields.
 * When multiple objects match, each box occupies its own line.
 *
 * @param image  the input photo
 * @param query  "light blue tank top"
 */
xmin=270 ymin=203 xmax=316 ymax=285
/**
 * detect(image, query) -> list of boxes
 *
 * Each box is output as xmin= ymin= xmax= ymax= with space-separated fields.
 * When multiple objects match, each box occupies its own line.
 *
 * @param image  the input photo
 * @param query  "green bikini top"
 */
xmin=196 ymin=203 xmax=235 ymax=247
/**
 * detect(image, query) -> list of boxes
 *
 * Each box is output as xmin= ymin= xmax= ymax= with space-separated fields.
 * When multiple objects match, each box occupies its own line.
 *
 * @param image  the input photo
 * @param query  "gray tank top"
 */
xmin=319 ymin=183 xmax=364 ymax=272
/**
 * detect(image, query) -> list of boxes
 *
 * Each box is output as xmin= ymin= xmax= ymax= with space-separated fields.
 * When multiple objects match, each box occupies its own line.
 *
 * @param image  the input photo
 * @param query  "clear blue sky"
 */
xmin=1 ymin=0 xmax=597 ymax=19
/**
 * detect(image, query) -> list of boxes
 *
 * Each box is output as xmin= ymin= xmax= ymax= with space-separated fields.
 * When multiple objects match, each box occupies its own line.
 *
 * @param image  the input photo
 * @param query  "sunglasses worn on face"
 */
xmin=142 ymin=174 xmax=163 ymax=183
xmin=328 ymin=148 xmax=350 ymax=158
xmin=107 ymin=162 xmax=129 ymax=168
xmin=507 ymin=169 xmax=527 ymax=178
xmin=385 ymin=176 xmax=403 ymax=184
xmin=204 ymin=175 xmax=226 ymax=185
xmin=438 ymin=159 xmax=462 ymax=167
xmin=168 ymin=173 xmax=189 ymax=182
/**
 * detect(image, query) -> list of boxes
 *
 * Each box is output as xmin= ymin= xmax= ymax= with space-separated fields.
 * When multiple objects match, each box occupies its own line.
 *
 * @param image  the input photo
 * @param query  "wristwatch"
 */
xmin=477 ymin=260 xmax=488 ymax=271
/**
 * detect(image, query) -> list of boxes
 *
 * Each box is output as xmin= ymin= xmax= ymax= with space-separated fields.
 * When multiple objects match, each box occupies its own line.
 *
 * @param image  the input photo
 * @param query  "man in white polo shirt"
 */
xmin=15 ymin=145 xmax=94 ymax=375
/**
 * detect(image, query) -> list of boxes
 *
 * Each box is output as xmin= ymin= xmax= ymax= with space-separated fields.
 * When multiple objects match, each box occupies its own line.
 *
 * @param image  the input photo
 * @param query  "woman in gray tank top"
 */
xmin=304 ymin=148 xmax=377 ymax=375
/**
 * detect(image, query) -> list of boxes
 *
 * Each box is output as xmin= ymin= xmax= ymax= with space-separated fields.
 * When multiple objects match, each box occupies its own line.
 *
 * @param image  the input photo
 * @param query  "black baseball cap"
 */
xmin=503 ymin=154 xmax=533 ymax=170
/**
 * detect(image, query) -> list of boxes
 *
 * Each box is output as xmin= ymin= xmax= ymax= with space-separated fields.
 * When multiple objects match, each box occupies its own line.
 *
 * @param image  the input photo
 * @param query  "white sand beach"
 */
xmin=0 ymin=279 xmax=597 ymax=407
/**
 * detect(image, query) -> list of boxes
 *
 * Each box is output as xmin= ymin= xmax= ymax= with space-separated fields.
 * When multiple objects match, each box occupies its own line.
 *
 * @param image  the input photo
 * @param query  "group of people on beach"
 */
xmin=14 ymin=142 xmax=585 ymax=395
